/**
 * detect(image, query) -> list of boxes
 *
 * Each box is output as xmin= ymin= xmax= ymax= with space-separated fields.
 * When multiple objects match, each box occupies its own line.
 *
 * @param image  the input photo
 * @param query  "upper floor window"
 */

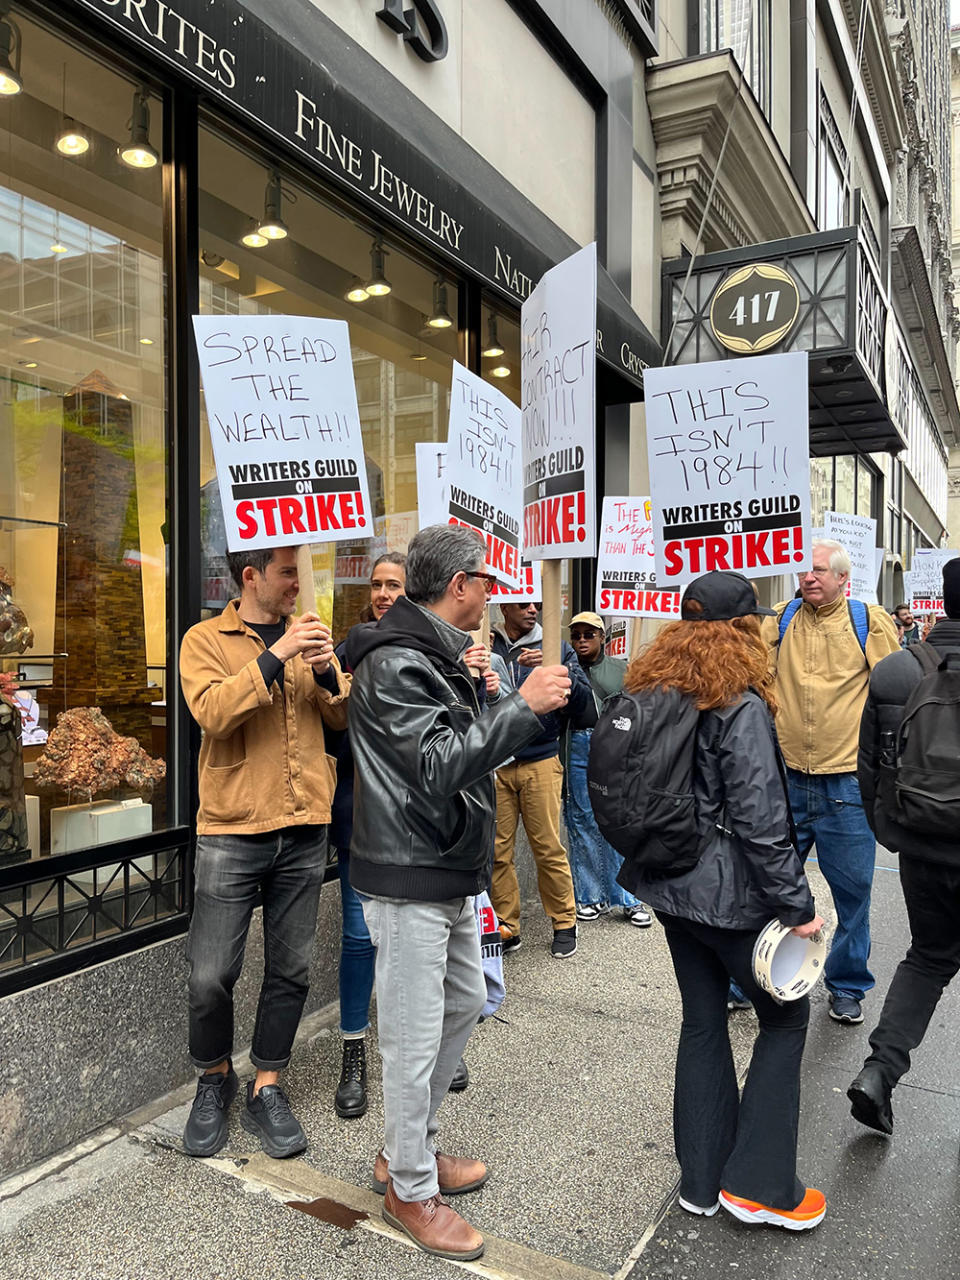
xmin=701 ymin=0 xmax=771 ymax=118
xmin=818 ymin=89 xmax=849 ymax=230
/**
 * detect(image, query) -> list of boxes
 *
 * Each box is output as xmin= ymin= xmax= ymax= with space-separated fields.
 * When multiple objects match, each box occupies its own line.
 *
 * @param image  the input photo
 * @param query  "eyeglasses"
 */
xmin=465 ymin=571 xmax=497 ymax=595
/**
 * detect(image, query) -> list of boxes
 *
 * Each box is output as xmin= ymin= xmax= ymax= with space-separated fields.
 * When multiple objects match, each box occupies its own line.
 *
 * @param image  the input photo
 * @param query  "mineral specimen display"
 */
xmin=0 ymin=565 xmax=34 ymax=656
xmin=34 ymin=706 xmax=165 ymax=798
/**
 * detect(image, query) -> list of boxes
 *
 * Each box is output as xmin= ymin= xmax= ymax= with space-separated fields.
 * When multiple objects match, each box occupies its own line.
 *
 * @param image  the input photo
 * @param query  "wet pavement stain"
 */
xmin=286 ymin=1197 xmax=368 ymax=1229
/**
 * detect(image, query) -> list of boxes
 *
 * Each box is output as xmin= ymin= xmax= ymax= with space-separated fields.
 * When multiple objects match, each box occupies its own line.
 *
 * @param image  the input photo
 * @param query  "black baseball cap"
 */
xmin=680 ymin=571 xmax=777 ymax=622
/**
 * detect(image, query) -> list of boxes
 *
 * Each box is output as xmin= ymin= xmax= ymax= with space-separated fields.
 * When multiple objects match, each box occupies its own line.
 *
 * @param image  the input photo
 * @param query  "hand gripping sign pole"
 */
xmin=521 ymin=244 xmax=597 ymax=665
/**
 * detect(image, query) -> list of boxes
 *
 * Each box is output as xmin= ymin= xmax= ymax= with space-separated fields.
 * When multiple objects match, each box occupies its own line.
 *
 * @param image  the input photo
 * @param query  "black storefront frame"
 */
xmin=1 ymin=0 xmax=653 ymax=993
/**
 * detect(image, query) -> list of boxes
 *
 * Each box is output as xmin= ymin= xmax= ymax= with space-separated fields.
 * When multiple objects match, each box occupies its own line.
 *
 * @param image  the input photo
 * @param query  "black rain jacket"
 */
xmin=346 ymin=595 xmax=541 ymax=901
xmin=620 ymin=690 xmax=815 ymax=930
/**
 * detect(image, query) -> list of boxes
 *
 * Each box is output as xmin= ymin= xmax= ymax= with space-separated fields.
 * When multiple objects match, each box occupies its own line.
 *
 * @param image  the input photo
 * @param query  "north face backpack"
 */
xmin=587 ymin=685 xmax=705 ymax=876
xmin=887 ymin=643 xmax=960 ymax=838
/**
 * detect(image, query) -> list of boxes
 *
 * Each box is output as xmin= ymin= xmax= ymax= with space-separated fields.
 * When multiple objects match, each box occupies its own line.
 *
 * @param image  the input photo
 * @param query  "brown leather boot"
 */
xmin=383 ymin=1179 xmax=484 ymax=1260
xmin=372 ymin=1149 xmax=488 ymax=1195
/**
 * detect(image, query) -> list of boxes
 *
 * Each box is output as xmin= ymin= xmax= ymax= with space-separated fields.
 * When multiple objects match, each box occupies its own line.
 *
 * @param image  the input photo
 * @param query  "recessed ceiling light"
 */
xmin=491 ymin=364 xmax=511 ymax=378
xmin=139 ymin=337 xmax=154 ymax=345
xmin=50 ymin=242 xmax=68 ymax=254
xmin=18 ymin=359 xmax=37 ymax=368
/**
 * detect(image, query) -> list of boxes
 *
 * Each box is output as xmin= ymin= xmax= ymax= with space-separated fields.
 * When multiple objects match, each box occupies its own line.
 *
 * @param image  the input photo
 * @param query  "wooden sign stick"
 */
xmin=541 ymin=560 xmax=562 ymax=666
xmin=296 ymin=544 xmax=317 ymax=616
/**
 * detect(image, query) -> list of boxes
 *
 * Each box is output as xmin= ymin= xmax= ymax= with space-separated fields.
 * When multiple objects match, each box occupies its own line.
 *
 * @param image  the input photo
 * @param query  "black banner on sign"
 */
xmin=232 ymin=476 xmax=361 ymax=500
xmin=522 ymin=470 xmax=585 ymax=507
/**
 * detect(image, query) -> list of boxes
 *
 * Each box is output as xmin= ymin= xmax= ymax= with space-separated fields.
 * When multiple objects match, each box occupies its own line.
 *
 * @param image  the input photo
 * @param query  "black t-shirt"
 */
xmin=244 ymin=618 xmax=340 ymax=696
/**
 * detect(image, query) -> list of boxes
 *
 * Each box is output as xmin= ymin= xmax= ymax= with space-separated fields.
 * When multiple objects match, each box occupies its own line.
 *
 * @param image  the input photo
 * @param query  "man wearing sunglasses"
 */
xmin=345 ymin=524 xmax=572 ymax=1262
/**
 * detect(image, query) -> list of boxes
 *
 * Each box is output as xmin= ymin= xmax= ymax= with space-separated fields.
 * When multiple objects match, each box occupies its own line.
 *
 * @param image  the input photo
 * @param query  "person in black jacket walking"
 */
xmin=621 ymin=571 xmax=825 ymax=1231
xmin=848 ymin=559 xmax=960 ymax=1135
xmin=346 ymin=524 xmax=571 ymax=1262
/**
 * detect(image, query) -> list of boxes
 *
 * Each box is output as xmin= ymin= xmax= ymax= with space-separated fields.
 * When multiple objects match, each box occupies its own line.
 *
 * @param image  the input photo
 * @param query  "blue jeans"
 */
xmin=337 ymin=847 xmax=376 ymax=1035
xmin=187 ymin=825 xmax=326 ymax=1070
xmin=786 ymin=769 xmax=875 ymax=1001
xmin=563 ymin=729 xmax=638 ymax=910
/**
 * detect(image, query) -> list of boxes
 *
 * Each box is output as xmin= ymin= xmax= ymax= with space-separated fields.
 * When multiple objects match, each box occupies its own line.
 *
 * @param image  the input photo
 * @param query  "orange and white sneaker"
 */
xmin=719 ymin=1187 xmax=826 ymax=1231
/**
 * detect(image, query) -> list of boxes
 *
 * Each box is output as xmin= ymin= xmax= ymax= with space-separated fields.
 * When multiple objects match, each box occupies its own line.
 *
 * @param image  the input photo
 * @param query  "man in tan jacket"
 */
xmin=178 ymin=544 xmax=348 ymax=1159
xmin=763 ymin=539 xmax=899 ymax=1026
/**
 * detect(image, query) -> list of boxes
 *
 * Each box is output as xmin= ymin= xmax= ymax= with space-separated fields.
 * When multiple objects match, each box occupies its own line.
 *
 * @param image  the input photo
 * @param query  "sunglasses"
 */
xmin=465 ymin=571 xmax=497 ymax=595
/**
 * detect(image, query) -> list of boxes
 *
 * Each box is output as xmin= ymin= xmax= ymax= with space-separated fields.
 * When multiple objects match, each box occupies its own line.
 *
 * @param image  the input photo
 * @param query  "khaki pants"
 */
xmin=491 ymin=756 xmax=576 ymax=934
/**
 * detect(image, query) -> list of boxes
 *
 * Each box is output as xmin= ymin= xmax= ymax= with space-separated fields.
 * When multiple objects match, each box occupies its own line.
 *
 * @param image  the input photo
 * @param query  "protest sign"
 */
xmin=645 ymin=351 xmax=811 ymax=585
xmin=446 ymin=362 xmax=523 ymax=587
xmin=908 ymin=549 xmax=959 ymax=613
xmin=521 ymin=243 xmax=597 ymax=560
xmin=595 ymin=496 xmax=682 ymax=619
xmin=416 ymin=442 xmax=449 ymax=529
xmin=193 ymin=315 xmax=372 ymax=550
xmin=604 ymin=619 xmax=632 ymax=659
xmin=490 ymin=561 xmax=542 ymax=603
xmin=823 ymin=511 xmax=878 ymax=603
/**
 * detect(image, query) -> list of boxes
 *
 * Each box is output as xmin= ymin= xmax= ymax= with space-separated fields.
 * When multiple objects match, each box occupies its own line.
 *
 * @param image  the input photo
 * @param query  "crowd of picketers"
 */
xmin=174 ymin=524 xmax=960 ymax=1261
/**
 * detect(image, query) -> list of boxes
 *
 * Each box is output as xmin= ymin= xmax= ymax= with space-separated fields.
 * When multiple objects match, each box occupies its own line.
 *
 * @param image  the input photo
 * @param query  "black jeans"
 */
xmin=864 ymin=855 xmax=960 ymax=1088
xmin=659 ymin=912 xmax=809 ymax=1212
xmin=187 ymin=825 xmax=326 ymax=1070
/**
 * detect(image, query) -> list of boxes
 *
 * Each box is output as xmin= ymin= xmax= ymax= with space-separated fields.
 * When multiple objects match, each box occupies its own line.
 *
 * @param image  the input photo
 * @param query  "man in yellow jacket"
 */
xmin=762 ymin=539 xmax=899 ymax=1026
xmin=178 ymin=545 xmax=349 ymax=1159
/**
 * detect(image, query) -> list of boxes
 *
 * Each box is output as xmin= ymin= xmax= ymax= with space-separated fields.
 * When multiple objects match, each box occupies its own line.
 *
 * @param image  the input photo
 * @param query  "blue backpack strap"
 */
xmin=846 ymin=598 xmax=868 ymax=656
xmin=777 ymin=597 xmax=802 ymax=645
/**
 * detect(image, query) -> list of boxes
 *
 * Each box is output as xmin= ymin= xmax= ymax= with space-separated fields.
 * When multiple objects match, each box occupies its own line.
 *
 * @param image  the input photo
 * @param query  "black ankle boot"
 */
xmin=334 ymin=1037 xmax=368 ymax=1118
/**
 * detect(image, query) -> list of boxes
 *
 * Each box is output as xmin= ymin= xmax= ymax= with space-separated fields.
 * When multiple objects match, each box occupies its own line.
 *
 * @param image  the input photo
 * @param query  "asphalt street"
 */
xmin=1 ymin=852 xmax=957 ymax=1280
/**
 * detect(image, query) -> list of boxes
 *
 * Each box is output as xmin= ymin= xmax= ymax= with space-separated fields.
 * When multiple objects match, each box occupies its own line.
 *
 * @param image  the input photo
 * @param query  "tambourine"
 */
xmin=752 ymin=919 xmax=827 ymax=1004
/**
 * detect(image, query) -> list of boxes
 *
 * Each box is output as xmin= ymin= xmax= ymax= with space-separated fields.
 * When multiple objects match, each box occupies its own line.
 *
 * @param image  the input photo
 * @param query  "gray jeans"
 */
xmin=361 ymin=895 xmax=486 ymax=1202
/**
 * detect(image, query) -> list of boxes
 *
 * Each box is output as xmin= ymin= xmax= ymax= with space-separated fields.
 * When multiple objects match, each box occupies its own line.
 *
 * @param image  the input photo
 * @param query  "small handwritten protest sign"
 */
xmin=909 ymin=549 xmax=960 ymax=613
xmin=645 ymin=352 xmax=811 ymax=585
xmin=446 ymin=362 xmax=523 ymax=587
xmin=193 ymin=315 xmax=372 ymax=551
xmin=823 ymin=511 xmax=878 ymax=603
xmin=595 ymin=496 xmax=681 ymax=619
xmin=521 ymin=243 xmax=597 ymax=559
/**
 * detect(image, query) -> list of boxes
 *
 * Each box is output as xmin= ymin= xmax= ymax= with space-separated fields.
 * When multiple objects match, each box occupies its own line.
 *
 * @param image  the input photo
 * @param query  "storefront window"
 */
xmin=856 ymin=458 xmax=874 ymax=518
xmin=834 ymin=454 xmax=856 ymax=515
xmin=0 ymin=16 xmax=169 ymax=895
xmin=197 ymin=129 xmax=460 ymax=643
xmin=809 ymin=456 xmax=833 ymax=526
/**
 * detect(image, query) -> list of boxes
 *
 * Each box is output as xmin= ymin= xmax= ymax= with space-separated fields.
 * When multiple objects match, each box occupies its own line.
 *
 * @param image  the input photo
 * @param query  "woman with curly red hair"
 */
xmin=619 ymin=571 xmax=825 ymax=1231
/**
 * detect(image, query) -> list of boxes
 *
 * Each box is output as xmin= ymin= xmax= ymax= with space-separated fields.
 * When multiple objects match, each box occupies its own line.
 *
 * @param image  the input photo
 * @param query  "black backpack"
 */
xmin=884 ymin=643 xmax=960 ymax=838
xmin=587 ymin=685 xmax=705 ymax=876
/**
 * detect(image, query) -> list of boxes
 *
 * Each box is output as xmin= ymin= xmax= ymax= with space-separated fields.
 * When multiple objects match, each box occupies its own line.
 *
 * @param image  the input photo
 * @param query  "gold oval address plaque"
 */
xmin=709 ymin=262 xmax=800 ymax=354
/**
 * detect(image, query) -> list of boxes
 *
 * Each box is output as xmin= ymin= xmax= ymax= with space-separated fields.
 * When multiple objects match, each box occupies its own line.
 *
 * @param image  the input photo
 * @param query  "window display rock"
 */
xmin=34 ymin=706 xmax=165 ymax=799
xmin=0 ymin=565 xmax=34 ymax=656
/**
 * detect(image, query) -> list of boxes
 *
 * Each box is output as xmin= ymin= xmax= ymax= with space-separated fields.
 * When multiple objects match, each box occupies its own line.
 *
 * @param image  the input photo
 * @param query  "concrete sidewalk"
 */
xmin=2 ymin=857 xmax=958 ymax=1279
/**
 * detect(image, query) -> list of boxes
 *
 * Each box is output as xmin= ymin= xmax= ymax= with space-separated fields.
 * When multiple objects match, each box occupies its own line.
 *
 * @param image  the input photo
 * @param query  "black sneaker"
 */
xmin=829 ymin=994 xmax=864 ymax=1024
xmin=551 ymin=926 xmax=578 ymax=958
xmin=182 ymin=1064 xmax=239 ymax=1157
xmin=448 ymin=1056 xmax=469 ymax=1092
xmin=334 ymin=1038 xmax=368 ymax=1119
xmin=241 ymin=1081 xmax=307 ymax=1158
xmin=501 ymin=932 xmax=522 ymax=954
xmin=848 ymin=1066 xmax=894 ymax=1135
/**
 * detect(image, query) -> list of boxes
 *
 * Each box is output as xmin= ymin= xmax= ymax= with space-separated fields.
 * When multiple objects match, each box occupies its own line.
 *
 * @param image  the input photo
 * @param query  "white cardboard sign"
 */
xmin=521 ymin=243 xmax=597 ymax=559
xmin=595 ymin=495 xmax=681 ymax=620
xmin=416 ymin=441 xmax=449 ymax=529
xmin=823 ymin=511 xmax=879 ymax=603
xmin=193 ymin=315 xmax=372 ymax=551
xmin=446 ymin=362 xmax=523 ymax=587
xmin=908 ymin=549 xmax=960 ymax=613
xmin=645 ymin=351 xmax=811 ymax=585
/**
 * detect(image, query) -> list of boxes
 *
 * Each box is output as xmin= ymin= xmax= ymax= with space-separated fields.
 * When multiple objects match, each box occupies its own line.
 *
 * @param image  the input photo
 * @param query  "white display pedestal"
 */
xmin=26 ymin=794 xmax=39 ymax=860
xmin=50 ymin=799 xmax=152 ymax=882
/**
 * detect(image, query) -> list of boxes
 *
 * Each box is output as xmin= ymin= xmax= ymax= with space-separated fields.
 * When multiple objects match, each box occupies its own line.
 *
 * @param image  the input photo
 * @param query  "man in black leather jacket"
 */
xmin=346 ymin=524 xmax=571 ymax=1262
xmin=849 ymin=558 xmax=960 ymax=1135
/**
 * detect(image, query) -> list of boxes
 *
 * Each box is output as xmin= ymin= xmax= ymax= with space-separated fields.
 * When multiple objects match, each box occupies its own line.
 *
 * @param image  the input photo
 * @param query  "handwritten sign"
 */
xmin=823 ymin=511 xmax=879 ymax=603
xmin=416 ymin=441 xmax=449 ymax=529
xmin=595 ymin=496 xmax=681 ymax=619
xmin=446 ymin=362 xmax=523 ymax=587
xmin=908 ymin=549 xmax=959 ymax=613
xmin=645 ymin=351 xmax=811 ymax=585
xmin=521 ymin=243 xmax=597 ymax=559
xmin=193 ymin=315 xmax=372 ymax=551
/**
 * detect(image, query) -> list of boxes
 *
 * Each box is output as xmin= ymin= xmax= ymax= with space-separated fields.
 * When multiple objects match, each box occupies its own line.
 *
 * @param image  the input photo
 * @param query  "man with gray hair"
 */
xmin=345 ymin=523 xmax=571 ymax=1262
xmin=762 ymin=539 xmax=899 ymax=1025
